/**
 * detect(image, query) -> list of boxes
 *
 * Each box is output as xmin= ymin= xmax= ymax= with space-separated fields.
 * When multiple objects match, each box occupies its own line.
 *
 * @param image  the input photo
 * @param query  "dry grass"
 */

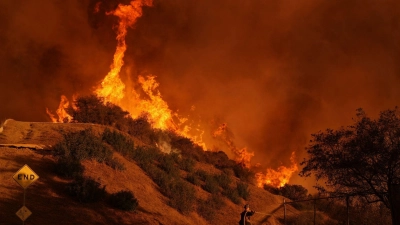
xmin=0 ymin=120 xmax=299 ymax=225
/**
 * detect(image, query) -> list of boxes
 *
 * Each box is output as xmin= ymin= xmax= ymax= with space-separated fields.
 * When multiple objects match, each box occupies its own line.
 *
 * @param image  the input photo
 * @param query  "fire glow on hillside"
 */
xmin=46 ymin=0 xmax=298 ymax=188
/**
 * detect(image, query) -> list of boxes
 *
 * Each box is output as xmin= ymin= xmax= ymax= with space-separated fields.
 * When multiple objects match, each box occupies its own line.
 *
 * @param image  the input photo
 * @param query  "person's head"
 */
xmin=244 ymin=204 xmax=250 ymax=211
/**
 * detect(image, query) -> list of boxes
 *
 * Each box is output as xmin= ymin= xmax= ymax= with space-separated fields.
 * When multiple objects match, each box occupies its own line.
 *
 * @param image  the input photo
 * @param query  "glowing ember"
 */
xmin=256 ymin=152 xmax=298 ymax=188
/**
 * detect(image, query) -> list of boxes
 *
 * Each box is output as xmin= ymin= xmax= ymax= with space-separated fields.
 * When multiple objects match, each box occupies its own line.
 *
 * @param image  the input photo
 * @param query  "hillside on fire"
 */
xmin=0 ymin=109 xmax=300 ymax=225
xmin=1 ymin=0 xmax=400 ymax=224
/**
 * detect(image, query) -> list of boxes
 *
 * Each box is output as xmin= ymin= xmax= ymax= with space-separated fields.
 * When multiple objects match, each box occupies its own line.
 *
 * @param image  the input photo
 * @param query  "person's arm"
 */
xmin=248 ymin=210 xmax=255 ymax=216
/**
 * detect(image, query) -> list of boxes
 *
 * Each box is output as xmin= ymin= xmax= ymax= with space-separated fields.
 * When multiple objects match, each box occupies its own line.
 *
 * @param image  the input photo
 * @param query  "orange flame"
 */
xmin=255 ymin=152 xmax=298 ymax=188
xmin=45 ymin=3 xmax=295 ymax=190
xmin=46 ymin=95 xmax=73 ymax=123
xmin=92 ymin=0 xmax=206 ymax=148
xmin=96 ymin=0 xmax=152 ymax=104
xmin=213 ymin=123 xmax=254 ymax=167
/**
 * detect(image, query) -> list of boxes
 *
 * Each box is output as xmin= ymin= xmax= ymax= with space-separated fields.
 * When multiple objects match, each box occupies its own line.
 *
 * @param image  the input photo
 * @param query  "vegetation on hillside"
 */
xmin=49 ymin=95 xmax=395 ymax=223
xmin=50 ymin=95 xmax=255 ymax=221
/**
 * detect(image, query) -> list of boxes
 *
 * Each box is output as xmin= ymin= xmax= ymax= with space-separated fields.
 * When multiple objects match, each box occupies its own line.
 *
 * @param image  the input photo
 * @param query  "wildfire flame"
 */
xmin=96 ymin=0 xmax=153 ymax=104
xmin=46 ymin=0 xmax=298 ymax=189
xmin=46 ymin=95 xmax=74 ymax=123
xmin=212 ymin=123 xmax=254 ymax=167
xmin=255 ymin=152 xmax=298 ymax=188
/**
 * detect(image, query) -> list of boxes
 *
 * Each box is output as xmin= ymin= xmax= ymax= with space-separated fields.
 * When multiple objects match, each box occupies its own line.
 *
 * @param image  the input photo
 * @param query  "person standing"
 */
xmin=239 ymin=204 xmax=255 ymax=225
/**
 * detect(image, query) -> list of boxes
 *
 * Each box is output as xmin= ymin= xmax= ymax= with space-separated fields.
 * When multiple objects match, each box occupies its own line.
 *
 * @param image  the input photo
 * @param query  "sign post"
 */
xmin=13 ymin=164 xmax=39 ymax=224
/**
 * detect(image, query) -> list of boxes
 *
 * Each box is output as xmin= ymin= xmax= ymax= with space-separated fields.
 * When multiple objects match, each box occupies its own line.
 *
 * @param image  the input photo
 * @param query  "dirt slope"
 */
xmin=0 ymin=120 xmax=298 ymax=224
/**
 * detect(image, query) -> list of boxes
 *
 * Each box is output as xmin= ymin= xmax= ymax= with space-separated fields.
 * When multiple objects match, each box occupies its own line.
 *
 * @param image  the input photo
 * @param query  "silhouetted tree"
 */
xmin=300 ymin=108 xmax=400 ymax=225
xmin=280 ymin=184 xmax=308 ymax=201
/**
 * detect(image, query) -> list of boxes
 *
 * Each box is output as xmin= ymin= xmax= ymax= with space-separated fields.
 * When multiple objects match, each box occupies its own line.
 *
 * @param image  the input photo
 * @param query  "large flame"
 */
xmin=46 ymin=0 xmax=297 ymax=189
xmin=255 ymin=152 xmax=298 ymax=188
xmin=96 ymin=0 xmax=153 ymax=104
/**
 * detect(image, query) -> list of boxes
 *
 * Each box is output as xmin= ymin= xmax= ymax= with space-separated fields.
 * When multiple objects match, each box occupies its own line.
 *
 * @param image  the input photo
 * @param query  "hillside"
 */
xmin=0 ymin=119 xmax=299 ymax=225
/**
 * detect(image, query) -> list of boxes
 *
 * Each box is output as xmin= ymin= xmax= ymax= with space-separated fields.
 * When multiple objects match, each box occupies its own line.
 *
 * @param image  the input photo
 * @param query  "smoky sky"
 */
xmin=1 ymin=0 xmax=400 ymax=184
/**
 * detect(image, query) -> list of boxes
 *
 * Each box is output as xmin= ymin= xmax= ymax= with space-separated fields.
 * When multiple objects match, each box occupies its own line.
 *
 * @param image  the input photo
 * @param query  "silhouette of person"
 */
xmin=239 ymin=204 xmax=255 ymax=225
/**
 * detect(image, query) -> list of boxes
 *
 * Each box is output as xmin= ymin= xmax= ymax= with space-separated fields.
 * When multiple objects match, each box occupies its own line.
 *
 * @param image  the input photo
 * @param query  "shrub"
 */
xmin=106 ymin=158 xmax=126 ymax=171
xmin=237 ymin=182 xmax=250 ymax=200
xmin=66 ymin=177 xmax=106 ymax=203
xmin=223 ymin=187 xmax=241 ymax=204
xmin=179 ymin=157 xmax=196 ymax=172
xmin=203 ymin=176 xmax=219 ymax=194
xmin=159 ymin=154 xmax=179 ymax=177
xmin=214 ymin=173 xmax=231 ymax=189
xmin=108 ymin=190 xmax=138 ymax=211
xmin=280 ymin=184 xmax=308 ymax=201
xmin=186 ymin=173 xmax=201 ymax=186
xmin=168 ymin=180 xmax=196 ymax=214
xmin=205 ymin=151 xmax=235 ymax=169
xmin=170 ymin=135 xmax=206 ymax=162
xmin=102 ymin=128 xmax=134 ymax=156
xmin=54 ymin=157 xmax=84 ymax=178
xmin=195 ymin=169 xmax=209 ymax=181
xmin=142 ymin=162 xmax=195 ymax=214
xmin=233 ymin=163 xmax=255 ymax=183
xmin=144 ymin=163 xmax=173 ymax=190
xmin=132 ymin=146 xmax=161 ymax=167
xmin=69 ymin=95 xmax=129 ymax=127
xmin=127 ymin=115 xmax=157 ymax=144
xmin=53 ymin=129 xmax=113 ymax=163
xmin=263 ymin=184 xmax=280 ymax=195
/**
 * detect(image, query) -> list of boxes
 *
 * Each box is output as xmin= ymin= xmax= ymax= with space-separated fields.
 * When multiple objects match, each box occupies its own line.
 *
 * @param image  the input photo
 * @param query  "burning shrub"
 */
xmin=233 ymin=163 xmax=255 ymax=183
xmin=127 ymin=115 xmax=157 ymax=144
xmin=107 ymin=190 xmax=138 ymax=211
xmin=70 ymin=95 xmax=129 ymax=127
xmin=170 ymin=135 xmax=205 ymax=162
xmin=205 ymin=151 xmax=235 ymax=169
xmin=236 ymin=182 xmax=250 ymax=200
xmin=66 ymin=177 xmax=106 ymax=203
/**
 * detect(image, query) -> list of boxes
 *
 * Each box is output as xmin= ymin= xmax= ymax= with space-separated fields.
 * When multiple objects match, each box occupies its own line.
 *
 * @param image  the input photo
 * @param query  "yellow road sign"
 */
xmin=16 ymin=206 xmax=32 ymax=221
xmin=13 ymin=164 xmax=39 ymax=189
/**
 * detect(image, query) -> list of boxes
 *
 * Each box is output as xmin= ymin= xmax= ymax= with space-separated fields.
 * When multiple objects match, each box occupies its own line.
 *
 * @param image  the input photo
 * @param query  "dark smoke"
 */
xmin=1 ymin=0 xmax=400 ymax=188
